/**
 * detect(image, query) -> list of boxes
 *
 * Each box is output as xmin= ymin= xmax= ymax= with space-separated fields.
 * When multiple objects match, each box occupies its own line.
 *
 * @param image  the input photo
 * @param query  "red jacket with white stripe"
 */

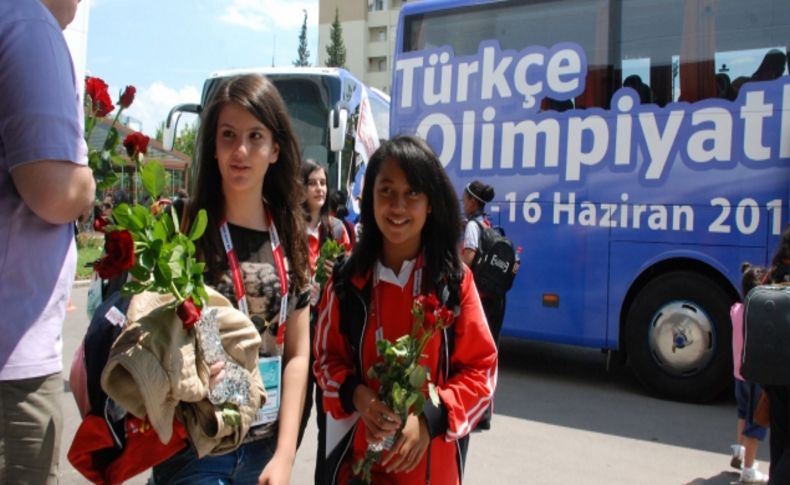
xmin=313 ymin=264 xmax=498 ymax=484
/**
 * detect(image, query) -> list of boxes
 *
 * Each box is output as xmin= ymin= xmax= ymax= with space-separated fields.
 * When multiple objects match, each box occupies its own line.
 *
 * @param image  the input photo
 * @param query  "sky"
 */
xmin=84 ymin=0 xmax=320 ymax=137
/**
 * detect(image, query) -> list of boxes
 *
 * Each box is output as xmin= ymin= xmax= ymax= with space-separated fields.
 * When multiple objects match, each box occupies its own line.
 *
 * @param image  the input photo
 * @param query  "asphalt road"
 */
xmin=59 ymin=283 xmax=765 ymax=484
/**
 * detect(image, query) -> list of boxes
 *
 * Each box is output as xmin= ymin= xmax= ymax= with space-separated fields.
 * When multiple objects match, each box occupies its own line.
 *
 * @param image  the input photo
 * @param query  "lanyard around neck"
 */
xmin=219 ymin=208 xmax=289 ymax=345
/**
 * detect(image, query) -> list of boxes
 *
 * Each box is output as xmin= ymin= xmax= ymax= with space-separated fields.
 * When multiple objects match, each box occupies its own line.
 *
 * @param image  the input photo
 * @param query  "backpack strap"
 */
xmin=420 ymin=272 xmax=462 ymax=440
xmin=434 ymin=273 xmax=462 ymax=376
xmin=470 ymin=218 xmax=488 ymax=269
xmin=332 ymin=259 xmax=372 ymax=414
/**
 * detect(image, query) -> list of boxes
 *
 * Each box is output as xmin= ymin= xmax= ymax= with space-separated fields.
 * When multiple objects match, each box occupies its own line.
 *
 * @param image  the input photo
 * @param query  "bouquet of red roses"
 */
xmin=86 ymin=76 xmax=208 ymax=327
xmin=86 ymin=77 xmax=251 ymax=429
xmin=352 ymin=294 xmax=455 ymax=483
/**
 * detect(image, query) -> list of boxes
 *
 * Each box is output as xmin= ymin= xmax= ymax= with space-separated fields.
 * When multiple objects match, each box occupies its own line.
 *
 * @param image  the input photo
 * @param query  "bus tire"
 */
xmin=625 ymin=271 xmax=732 ymax=403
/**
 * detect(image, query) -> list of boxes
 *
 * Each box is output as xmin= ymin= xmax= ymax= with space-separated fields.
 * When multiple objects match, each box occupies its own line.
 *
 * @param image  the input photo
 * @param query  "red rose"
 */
xmin=416 ymin=294 xmax=440 ymax=315
xmin=92 ymin=258 xmax=114 ymax=280
xmin=423 ymin=310 xmax=436 ymax=330
xmin=123 ymin=132 xmax=150 ymax=157
xmin=94 ymin=230 xmax=135 ymax=279
xmin=93 ymin=216 xmax=109 ymax=232
xmin=435 ymin=307 xmax=454 ymax=327
xmin=85 ymin=76 xmax=114 ymax=117
xmin=118 ymin=85 xmax=136 ymax=109
xmin=177 ymin=298 xmax=201 ymax=329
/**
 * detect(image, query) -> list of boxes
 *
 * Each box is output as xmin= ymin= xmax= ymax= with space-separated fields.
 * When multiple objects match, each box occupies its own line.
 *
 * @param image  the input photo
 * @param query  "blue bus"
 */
xmin=392 ymin=0 xmax=790 ymax=401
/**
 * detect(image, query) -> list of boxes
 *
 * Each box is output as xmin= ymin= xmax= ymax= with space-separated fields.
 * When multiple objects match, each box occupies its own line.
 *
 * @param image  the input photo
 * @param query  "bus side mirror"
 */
xmin=163 ymin=103 xmax=201 ymax=151
xmin=163 ymin=113 xmax=179 ymax=151
xmin=329 ymin=107 xmax=348 ymax=152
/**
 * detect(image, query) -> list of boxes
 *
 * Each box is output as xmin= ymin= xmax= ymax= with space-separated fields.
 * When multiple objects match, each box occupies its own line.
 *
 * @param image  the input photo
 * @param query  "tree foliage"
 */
xmin=325 ymin=8 xmax=346 ymax=68
xmin=294 ymin=9 xmax=311 ymax=67
xmin=155 ymin=121 xmax=197 ymax=158
xmin=174 ymin=122 xmax=197 ymax=158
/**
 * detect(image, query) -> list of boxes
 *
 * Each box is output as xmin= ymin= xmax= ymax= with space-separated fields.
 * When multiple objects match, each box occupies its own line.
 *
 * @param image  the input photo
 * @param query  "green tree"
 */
xmin=325 ymin=8 xmax=346 ymax=68
xmin=174 ymin=122 xmax=197 ymax=158
xmin=294 ymin=9 xmax=311 ymax=67
xmin=155 ymin=120 xmax=197 ymax=158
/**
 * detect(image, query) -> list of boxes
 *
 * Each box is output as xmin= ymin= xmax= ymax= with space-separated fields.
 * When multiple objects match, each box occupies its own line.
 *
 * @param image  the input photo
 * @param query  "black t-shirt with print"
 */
xmin=206 ymin=223 xmax=310 ymax=359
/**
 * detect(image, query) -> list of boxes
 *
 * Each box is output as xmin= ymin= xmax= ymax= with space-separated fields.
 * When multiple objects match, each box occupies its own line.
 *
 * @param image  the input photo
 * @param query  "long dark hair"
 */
xmin=345 ymin=135 xmax=463 ymax=291
xmin=301 ymin=159 xmax=334 ymax=242
xmin=185 ymin=74 xmax=308 ymax=288
xmin=769 ymin=223 xmax=790 ymax=283
xmin=465 ymin=179 xmax=494 ymax=216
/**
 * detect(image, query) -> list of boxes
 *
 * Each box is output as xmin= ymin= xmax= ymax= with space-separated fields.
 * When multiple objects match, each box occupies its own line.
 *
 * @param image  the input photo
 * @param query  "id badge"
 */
xmin=252 ymin=355 xmax=282 ymax=426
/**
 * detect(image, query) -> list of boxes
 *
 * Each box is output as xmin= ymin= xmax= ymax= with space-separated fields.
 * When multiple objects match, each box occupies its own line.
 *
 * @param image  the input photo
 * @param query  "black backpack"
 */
xmin=470 ymin=220 xmax=516 ymax=297
xmin=742 ymin=284 xmax=790 ymax=385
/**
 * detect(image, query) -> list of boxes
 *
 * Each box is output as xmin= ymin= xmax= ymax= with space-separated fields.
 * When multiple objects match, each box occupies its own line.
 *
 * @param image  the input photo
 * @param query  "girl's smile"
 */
xmin=373 ymin=157 xmax=430 ymax=270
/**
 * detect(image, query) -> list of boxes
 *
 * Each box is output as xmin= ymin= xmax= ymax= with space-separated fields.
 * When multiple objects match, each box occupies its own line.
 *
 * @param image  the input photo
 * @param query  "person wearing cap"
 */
xmin=461 ymin=180 xmax=502 ymax=431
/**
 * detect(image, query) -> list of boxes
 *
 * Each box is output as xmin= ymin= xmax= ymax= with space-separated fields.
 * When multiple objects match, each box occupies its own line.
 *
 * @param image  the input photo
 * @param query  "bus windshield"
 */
xmin=269 ymin=75 xmax=340 ymax=167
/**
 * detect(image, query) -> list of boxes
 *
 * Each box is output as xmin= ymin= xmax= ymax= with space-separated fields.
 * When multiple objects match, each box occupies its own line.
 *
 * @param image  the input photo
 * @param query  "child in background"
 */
xmin=763 ymin=224 xmax=790 ymax=484
xmin=328 ymin=189 xmax=357 ymax=247
xmin=730 ymin=262 xmax=769 ymax=483
xmin=299 ymin=158 xmax=351 ymax=484
xmin=461 ymin=180 xmax=500 ymax=430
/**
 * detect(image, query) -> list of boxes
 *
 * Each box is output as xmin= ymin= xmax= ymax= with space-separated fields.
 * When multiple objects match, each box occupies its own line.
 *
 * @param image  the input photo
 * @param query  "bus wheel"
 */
xmin=625 ymin=271 xmax=732 ymax=402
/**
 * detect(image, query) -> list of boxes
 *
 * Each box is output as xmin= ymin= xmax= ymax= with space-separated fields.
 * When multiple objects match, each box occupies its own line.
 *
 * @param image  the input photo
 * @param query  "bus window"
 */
xmin=403 ymin=0 xmax=614 ymax=110
xmin=273 ymin=79 xmax=330 ymax=166
xmin=367 ymin=91 xmax=390 ymax=140
xmin=621 ymin=0 xmax=790 ymax=105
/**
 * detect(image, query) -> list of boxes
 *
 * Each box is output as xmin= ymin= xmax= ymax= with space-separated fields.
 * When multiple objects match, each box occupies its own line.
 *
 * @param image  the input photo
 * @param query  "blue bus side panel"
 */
xmin=495 ymin=199 xmax=610 ymax=348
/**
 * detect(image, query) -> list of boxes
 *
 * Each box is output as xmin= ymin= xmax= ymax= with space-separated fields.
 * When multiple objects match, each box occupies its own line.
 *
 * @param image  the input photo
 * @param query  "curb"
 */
xmin=73 ymin=279 xmax=92 ymax=288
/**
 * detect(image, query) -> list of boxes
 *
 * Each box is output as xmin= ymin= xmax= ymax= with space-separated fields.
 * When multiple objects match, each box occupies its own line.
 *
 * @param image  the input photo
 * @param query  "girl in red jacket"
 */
xmin=313 ymin=135 xmax=498 ymax=484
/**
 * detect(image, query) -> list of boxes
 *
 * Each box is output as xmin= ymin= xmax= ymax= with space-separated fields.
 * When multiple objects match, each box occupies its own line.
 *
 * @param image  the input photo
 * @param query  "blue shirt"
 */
xmin=0 ymin=0 xmax=87 ymax=379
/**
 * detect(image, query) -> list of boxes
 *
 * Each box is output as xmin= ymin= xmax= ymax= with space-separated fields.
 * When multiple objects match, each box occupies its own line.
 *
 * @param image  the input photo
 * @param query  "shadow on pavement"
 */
xmin=493 ymin=336 xmax=753 ymax=458
xmin=684 ymin=470 xmax=741 ymax=484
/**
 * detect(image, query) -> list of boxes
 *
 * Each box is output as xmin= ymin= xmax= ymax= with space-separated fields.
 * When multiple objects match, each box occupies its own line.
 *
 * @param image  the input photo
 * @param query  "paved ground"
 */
xmin=59 ymin=283 xmax=766 ymax=484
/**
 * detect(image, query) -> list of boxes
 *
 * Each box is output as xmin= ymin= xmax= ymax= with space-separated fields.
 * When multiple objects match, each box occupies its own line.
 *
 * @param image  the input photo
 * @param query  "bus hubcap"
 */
xmin=648 ymin=301 xmax=714 ymax=376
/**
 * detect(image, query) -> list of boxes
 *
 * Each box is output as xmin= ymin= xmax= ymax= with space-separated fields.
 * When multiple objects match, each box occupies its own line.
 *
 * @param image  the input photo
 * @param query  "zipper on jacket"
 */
xmin=424 ymin=440 xmax=432 ymax=484
xmin=351 ymin=287 xmax=368 ymax=374
xmin=330 ymin=421 xmax=357 ymax=485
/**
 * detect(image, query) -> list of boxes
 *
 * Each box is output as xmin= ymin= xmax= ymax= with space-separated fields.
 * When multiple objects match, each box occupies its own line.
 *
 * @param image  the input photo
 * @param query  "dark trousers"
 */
xmin=480 ymin=295 xmax=505 ymax=425
xmin=767 ymin=385 xmax=790 ymax=484
xmin=299 ymin=308 xmax=327 ymax=485
xmin=481 ymin=294 xmax=505 ymax=346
